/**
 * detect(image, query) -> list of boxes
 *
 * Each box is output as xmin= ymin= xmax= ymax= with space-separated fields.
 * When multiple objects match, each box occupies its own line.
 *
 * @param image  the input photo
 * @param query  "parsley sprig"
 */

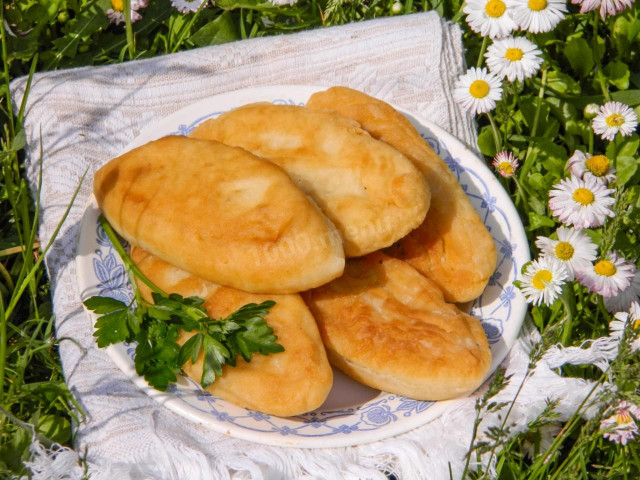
xmin=84 ymin=215 xmax=284 ymax=391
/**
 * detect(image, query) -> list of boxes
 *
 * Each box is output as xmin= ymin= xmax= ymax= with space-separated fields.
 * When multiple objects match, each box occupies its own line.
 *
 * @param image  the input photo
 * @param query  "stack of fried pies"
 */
xmin=93 ymin=87 xmax=497 ymax=416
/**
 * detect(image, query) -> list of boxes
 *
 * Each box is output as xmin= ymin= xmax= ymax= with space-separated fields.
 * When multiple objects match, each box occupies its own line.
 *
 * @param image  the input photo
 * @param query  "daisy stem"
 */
xmin=513 ymin=176 xmax=531 ymax=215
xmin=519 ymin=67 xmax=548 ymax=181
xmin=476 ymin=36 xmax=489 ymax=68
xmin=592 ymin=13 xmax=611 ymax=102
xmin=124 ymin=0 xmax=136 ymax=58
xmin=588 ymin=129 xmax=594 ymax=155
xmin=559 ymin=284 xmax=577 ymax=345
xmin=486 ymin=111 xmax=502 ymax=151
xmin=597 ymin=295 xmax=609 ymax=321
xmin=610 ymin=140 xmax=618 ymax=169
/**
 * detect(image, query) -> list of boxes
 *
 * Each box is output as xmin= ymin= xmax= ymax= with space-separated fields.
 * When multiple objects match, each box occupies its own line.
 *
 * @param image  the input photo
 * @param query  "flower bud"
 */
xmin=392 ymin=2 xmax=403 ymax=14
xmin=584 ymin=103 xmax=600 ymax=119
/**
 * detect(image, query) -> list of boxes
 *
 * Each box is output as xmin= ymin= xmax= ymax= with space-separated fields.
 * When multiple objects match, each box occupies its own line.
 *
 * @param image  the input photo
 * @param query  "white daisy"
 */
xmin=511 ymin=0 xmax=567 ymax=34
xmin=520 ymin=257 xmax=569 ymax=306
xmin=567 ymin=150 xmax=616 ymax=184
xmin=463 ymin=0 xmax=518 ymax=38
xmin=610 ymin=301 xmax=640 ymax=352
xmin=592 ymin=101 xmax=638 ymax=141
xmin=605 ymin=269 xmax=640 ymax=313
xmin=107 ymin=0 xmax=148 ymax=24
xmin=171 ymin=0 xmax=207 ymax=13
xmin=492 ymin=151 xmax=519 ymax=177
xmin=485 ymin=36 xmax=543 ymax=82
xmin=454 ymin=67 xmax=503 ymax=115
xmin=576 ymin=252 xmax=635 ymax=298
xmin=601 ymin=400 xmax=640 ymax=446
xmin=535 ymin=227 xmax=597 ymax=280
xmin=548 ymin=174 xmax=615 ymax=228
xmin=571 ymin=0 xmax=634 ymax=18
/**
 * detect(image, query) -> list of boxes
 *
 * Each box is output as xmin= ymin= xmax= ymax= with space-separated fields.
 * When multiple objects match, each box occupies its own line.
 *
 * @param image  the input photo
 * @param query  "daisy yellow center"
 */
xmin=573 ymin=188 xmax=594 ymax=205
xmin=554 ymin=241 xmax=574 ymax=261
xmin=594 ymin=260 xmax=617 ymax=277
xmin=532 ymin=270 xmax=553 ymax=290
xmin=469 ymin=80 xmax=490 ymax=99
xmin=111 ymin=0 xmax=124 ymax=11
xmin=615 ymin=412 xmax=632 ymax=426
xmin=499 ymin=161 xmax=515 ymax=175
xmin=585 ymin=155 xmax=610 ymax=177
xmin=528 ymin=0 xmax=547 ymax=10
xmin=485 ymin=0 xmax=507 ymax=18
xmin=505 ymin=48 xmax=524 ymax=62
xmin=606 ymin=113 xmax=625 ymax=127
xmin=634 ymin=319 xmax=640 ymax=330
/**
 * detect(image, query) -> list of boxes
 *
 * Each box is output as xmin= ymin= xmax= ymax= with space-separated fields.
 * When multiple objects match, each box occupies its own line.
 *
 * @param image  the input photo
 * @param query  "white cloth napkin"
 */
xmin=11 ymin=12 xmax=601 ymax=480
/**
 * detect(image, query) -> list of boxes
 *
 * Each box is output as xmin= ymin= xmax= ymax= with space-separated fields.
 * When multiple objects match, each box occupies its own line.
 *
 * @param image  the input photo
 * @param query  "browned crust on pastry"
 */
xmin=94 ymin=135 xmax=344 ymax=294
xmin=131 ymin=246 xmax=333 ymax=416
xmin=307 ymin=87 xmax=497 ymax=302
xmin=303 ymin=252 xmax=491 ymax=401
xmin=190 ymin=104 xmax=430 ymax=258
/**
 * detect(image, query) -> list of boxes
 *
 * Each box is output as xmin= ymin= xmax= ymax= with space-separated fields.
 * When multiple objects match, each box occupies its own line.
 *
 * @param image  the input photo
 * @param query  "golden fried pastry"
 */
xmin=307 ymin=87 xmax=497 ymax=302
xmin=94 ymin=136 xmax=344 ymax=294
xmin=190 ymin=104 xmax=430 ymax=258
xmin=131 ymin=246 xmax=333 ymax=416
xmin=303 ymin=252 xmax=491 ymax=401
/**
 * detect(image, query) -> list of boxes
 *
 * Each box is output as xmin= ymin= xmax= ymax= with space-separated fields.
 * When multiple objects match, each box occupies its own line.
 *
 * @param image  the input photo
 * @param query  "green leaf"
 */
xmin=520 ymin=97 xmax=551 ymax=131
xmin=527 ymin=212 xmax=556 ymax=231
xmin=201 ymin=335 xmax=229 ymax=387
xmin=228 ymin=317 xmax=284 ymax=362
xmin=224 ymin=300 xmax=276 ymax=324
xmin=142 ymin=362 xmax=178 ymax=391
xmin=612 ymin=14 xmax=640 ymax=54
xmin=546 ymin=71 xmax=580 ymax=96
xmin=532 ymin=140 xmax=567 ymax=176
xmin=178 ymin=332 xmax=203 ymax=367
xmin=190 ymin=11 xmax=239 ymax=47
xmin=37 ymin=414 xmax=71 ymax=444
xmin=84 ymin=296 xmax=128 ymax=314
xmin=612 ymin=90 xmax=640 ymax=107
xmin=604 ymin=60 xmax=631 ymax=90
xmin=0 ymin=129 xmax=27 ymax=159
xmin=563 ymin=37 xmax=594 ymax=78
xmin=527 ymin=172 xmax=549 ymax=193
xmin=618 ymin=134 xmax=639 ymax=157
xmin=93 ymin=309 xmax=131 ymax=347
xmin=528 ymin=195 xmax=547 ymax=215
xmin=616 ymin=156 xmax=639 ymax=186
xmin=477 ymin=126 xmax=497 ymax=157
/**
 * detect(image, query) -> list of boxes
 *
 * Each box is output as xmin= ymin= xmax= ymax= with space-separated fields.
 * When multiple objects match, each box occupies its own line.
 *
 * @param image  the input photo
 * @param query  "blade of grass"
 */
xmin=16 ymin=54 xmax=38 ymax=126
xmin=0 ymin=167 xmax=88 ymax=404
xmin=124 ymin=0 xmax=136 ymax=58
xmin=170 ymin=1 xmax=209 ymax=53
xmin=0 ymin=4 xmax=15 ymax=137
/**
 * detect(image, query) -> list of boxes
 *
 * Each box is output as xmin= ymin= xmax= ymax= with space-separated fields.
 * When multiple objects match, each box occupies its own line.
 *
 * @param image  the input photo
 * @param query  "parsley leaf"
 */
xmin=85 ymin=215 xmax=284 ymax=392
xmin=85 ymin=297 xmax=131 ymax=347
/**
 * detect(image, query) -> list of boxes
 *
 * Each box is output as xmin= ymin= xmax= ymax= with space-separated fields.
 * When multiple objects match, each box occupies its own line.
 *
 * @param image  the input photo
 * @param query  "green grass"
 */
xmin=1 ymin=0 xmax=640 ymax=478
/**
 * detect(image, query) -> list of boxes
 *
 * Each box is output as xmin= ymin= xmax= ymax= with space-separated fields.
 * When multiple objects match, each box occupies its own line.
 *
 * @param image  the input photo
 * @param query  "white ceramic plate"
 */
xmin=76 ymin=85 xmax=530 ymax=448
